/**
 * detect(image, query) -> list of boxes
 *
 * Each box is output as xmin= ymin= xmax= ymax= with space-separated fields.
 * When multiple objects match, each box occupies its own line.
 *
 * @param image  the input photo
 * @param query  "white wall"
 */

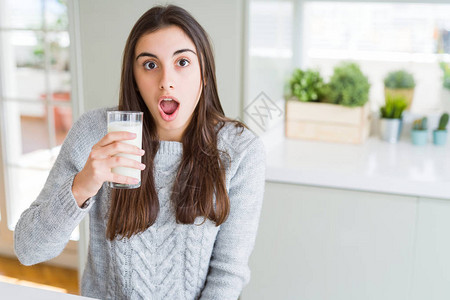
xmin=77 ymin=0 xmax=244 ymax=119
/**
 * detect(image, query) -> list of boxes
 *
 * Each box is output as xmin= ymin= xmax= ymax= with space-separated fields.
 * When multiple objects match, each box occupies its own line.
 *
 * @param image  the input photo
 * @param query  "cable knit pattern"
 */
xmin=13 ymin=107 xmax=266 ymax=300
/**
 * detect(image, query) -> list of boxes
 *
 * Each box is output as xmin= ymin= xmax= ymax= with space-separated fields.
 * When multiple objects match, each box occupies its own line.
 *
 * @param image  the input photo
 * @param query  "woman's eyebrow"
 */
xmin=135 ymin=49 xmax=197 ymax=61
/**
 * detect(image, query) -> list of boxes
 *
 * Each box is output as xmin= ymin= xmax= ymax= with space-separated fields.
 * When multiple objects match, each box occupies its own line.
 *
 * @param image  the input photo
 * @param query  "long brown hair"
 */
xmin=106 ymin=5 xmax=245 ymax=240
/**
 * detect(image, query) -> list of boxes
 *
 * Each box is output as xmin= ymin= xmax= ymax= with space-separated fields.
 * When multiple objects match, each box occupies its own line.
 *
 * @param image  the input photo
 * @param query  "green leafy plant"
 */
xmin=440 ymin=63 xmax=450 ymax=90
xmin=384 ymin=70 xmax=415 ymax=89
xmin=289 ymin=68 xmax=325 ymax=102
xmin=380 ymin=94 xmax=408 ymax=119
xmin=438 ymin=112 xmax=449 ymax=130
xmin=413 ymin=117 xmax=428 ymax=130
xmin=323 ymin=62 xmax=370 ymax=107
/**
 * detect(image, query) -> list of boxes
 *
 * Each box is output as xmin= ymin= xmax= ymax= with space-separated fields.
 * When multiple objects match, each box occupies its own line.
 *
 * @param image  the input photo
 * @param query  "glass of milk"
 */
xmin=107 ymin=111 xmax=143 ymax=189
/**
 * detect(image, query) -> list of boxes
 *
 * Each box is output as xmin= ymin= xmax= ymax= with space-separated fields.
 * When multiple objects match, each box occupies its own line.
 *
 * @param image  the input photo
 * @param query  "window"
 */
xmin=302 ymin=1 xmax=450 ymax=114
xmin=0 ymin=0 xmax=78 ymax=255
xmin=245 ymin=0 xmax=450 ymax=136
xmin=245 ymin=0 xmax=293 ymax=135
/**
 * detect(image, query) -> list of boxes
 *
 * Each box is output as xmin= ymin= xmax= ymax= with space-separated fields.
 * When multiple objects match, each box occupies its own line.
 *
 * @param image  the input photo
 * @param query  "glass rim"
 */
xmin=107 ymin=111 xmax=143 ymax=115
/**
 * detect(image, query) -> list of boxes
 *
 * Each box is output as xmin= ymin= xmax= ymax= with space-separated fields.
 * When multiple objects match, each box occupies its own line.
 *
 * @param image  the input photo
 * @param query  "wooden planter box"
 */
xmin=285 ymin=100 xmax=371 ymax=144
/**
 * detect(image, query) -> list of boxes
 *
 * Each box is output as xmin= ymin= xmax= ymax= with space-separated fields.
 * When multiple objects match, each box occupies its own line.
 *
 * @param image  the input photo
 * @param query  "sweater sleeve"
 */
xmin=14 ymin=110 xmax=102 ymax=266
xmin=199 ymin=136 xmax=266 ymax=300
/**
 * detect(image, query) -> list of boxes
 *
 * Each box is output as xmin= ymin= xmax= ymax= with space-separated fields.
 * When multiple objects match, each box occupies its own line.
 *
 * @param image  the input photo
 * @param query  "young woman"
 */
xmin=14 ymin=5 xmax=265 ymax=300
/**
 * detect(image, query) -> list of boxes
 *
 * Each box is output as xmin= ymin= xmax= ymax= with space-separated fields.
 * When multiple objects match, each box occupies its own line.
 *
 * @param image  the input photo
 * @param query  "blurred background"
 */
xmin=0 ymin=0 xmax=449 ymax=299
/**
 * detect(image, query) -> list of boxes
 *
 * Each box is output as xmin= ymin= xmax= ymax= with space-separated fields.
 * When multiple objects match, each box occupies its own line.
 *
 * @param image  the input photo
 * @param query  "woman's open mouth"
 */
xmin=158 ymin=96 xmax=180 ymax=121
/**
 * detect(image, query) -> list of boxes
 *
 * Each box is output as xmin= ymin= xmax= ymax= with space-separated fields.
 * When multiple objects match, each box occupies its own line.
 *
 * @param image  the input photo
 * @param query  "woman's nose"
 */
xmin=159 ymin=68 xmax=174 ymax=90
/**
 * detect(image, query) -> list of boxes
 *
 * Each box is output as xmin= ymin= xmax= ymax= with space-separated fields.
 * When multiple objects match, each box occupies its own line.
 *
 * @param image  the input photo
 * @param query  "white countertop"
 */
xmin=0 ymin=282 xmax=98 ymax=300
xmin=261 ymin=124 xmax=450 ymax=200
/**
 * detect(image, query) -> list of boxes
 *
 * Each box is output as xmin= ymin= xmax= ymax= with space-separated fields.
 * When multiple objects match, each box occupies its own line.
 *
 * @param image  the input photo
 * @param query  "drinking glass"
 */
xmin=107 ymin=111 xmax=143 ymax=189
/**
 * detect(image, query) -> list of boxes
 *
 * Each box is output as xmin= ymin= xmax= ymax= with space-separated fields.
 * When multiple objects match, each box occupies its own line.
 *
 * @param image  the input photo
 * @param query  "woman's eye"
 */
xmin=177 ymin=58 xmax=190 ymax=67
xmin=144 ymin=61 xmax=157 ymax=70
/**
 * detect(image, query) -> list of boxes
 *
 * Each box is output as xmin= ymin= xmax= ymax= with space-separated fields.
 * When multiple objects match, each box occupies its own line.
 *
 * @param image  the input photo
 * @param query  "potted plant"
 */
xmin=323 ymin=62 xmax=370 ymax=107
xmin=439 ymin=62 xmax=450 ymax=113
xmin=384 ymin=70 xmax=415 ymax=110
xmin=285 ymin=62 xmax=371 ymax=144
xmin=440 ymin=63 xmax=450 ymax=90
xmin=433 ymin=112 xmax=448 ymax=146
xmin=411 ymin=117 xmax=428 ymax=146
xmin=289 ymin=68 xmax=325 ymax=102
xmin=379 ymin=94 xmax=408 ymax=143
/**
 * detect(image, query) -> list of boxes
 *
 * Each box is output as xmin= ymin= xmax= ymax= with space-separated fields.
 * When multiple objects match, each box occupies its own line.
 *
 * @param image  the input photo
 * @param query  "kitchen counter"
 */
xmin=261 ymin=124 xmax=450 ymax=200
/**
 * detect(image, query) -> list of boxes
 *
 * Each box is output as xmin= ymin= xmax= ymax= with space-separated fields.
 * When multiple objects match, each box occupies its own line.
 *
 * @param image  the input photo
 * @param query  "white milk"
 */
xmin=107 ymin=121 xmax=143 ymax=181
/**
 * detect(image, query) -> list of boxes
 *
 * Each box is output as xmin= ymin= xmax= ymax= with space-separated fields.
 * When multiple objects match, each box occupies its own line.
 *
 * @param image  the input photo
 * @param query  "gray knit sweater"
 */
xmin=14 ymin=107 xmax=266 ymax=300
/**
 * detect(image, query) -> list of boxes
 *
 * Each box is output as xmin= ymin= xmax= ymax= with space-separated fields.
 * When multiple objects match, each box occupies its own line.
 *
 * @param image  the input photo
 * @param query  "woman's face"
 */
xmin=133 ymin=25 xmax=202 ymax=141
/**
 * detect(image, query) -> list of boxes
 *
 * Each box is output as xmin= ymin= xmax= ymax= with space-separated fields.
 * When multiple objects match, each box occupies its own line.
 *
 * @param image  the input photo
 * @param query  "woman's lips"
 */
xmin=158 ymin=96 xmax=180 ymax=122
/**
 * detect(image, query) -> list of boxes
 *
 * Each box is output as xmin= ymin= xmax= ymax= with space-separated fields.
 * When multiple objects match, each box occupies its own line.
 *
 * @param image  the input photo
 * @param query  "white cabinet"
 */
xmin=242 ymin=182 xmax=419 ymax=300
xmin=410 ymin=197 xmax=450 ymax=300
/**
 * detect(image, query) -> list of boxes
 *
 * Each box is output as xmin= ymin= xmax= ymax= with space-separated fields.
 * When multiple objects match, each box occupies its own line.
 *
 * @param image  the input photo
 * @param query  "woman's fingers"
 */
xmin=106 ymin=142 xmax=144 ymax=157
xmin=108 ymin=173 xmax=140 ymax=185
xmin=96 ymin=131 xmax=137 ymax=147
xmin=91 ymin=142 xmax=144 ymax=160
xmin=108 ymin=156 xmax=146 ymax=170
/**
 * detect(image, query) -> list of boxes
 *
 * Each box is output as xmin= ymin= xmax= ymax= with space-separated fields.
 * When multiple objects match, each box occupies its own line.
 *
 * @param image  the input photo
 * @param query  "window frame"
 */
xmin=0 ymin=0 xmax=84 ymax=270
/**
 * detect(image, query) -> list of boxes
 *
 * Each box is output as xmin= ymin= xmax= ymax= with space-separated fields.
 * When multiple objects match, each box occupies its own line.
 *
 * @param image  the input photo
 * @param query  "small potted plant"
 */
xmin=323 ymin=62 xmax=370 ymax=107
xmin=384 ymin=70 xmax=415 ymax=110
xmin=440 ymin=63 xmax=450 ymax=90
xmin=439 ymin=62 xmax=450 ymax=113
xmin=411 ymin=117 xmax=428 ymax=146
xmin=433 ymin=112 xmax=448 ymax=146
xmin=379 ymin=94 xmax=408 ymax=143
xmin=288 ymin=68 xmax=325 ymax=102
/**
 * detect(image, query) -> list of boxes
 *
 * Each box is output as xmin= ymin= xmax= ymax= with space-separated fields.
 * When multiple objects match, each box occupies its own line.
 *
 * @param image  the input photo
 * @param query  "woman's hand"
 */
xmin=72 ymin=131 xmax=145 ymax=207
